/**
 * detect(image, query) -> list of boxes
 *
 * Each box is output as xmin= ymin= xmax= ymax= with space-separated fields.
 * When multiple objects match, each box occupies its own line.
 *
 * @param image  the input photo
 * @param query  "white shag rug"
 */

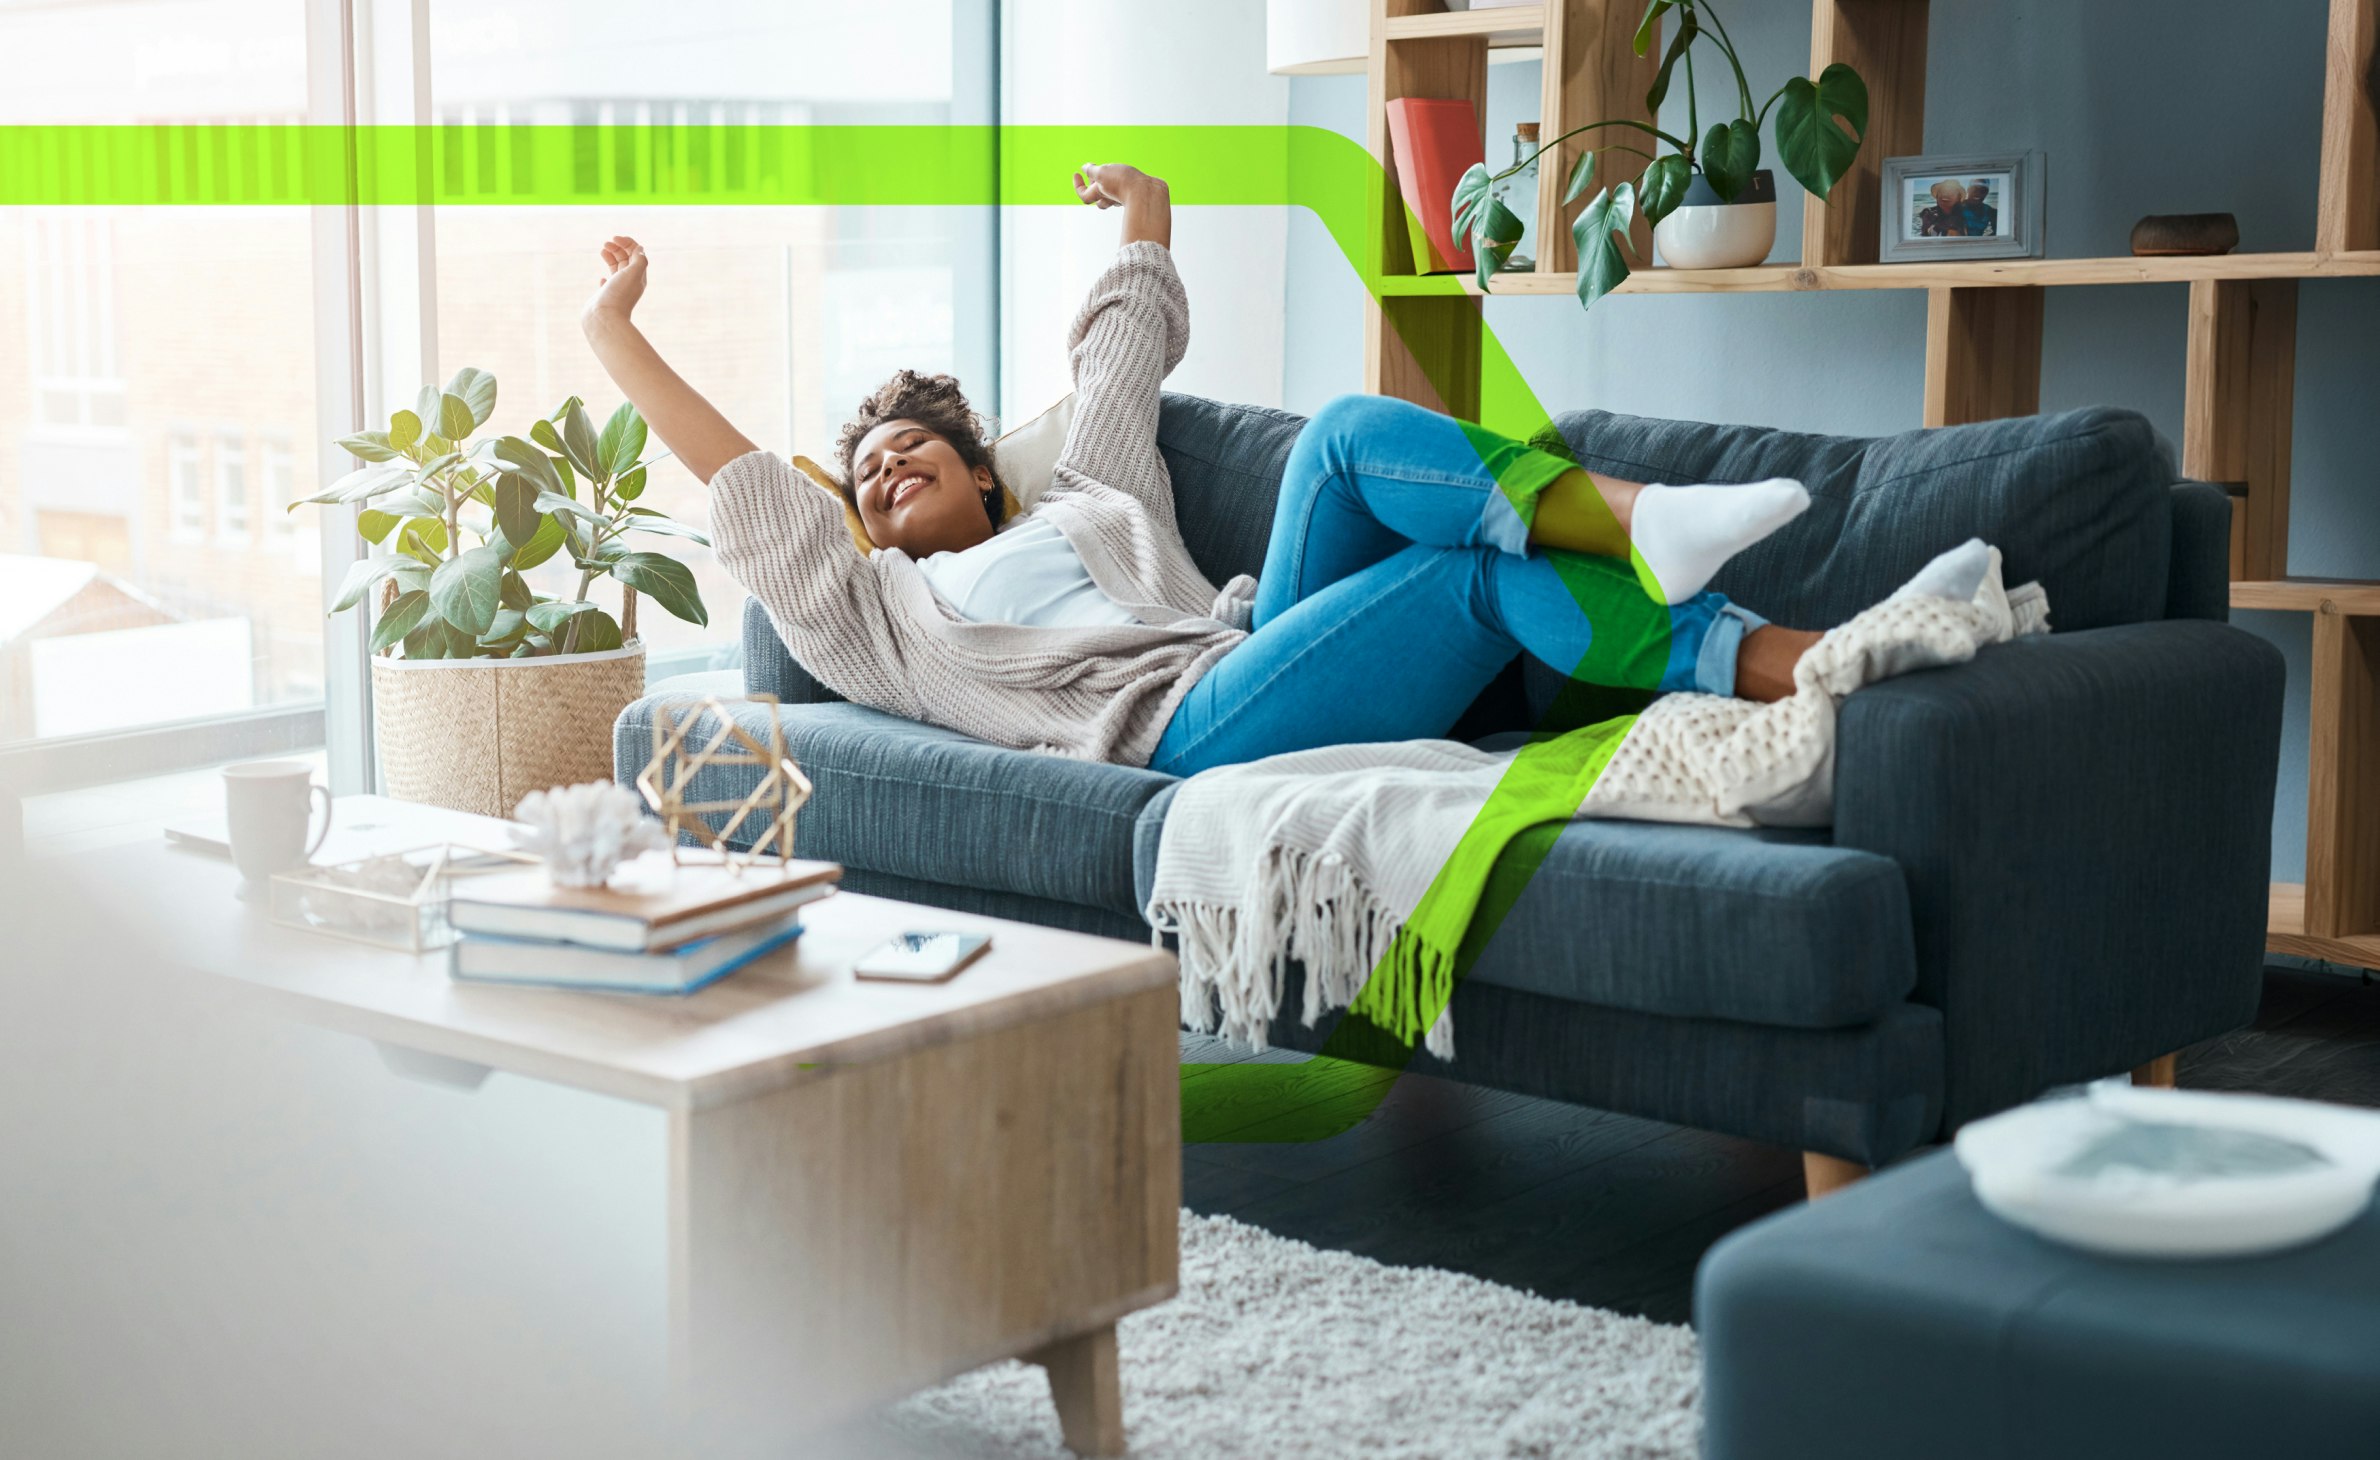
xmin=863 ymin=1210 xmax=1701 ymax=1460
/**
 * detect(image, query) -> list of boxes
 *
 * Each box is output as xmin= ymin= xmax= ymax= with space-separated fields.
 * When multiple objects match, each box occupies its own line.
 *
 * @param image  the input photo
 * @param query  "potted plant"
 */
xmin=1453 ymin=0 xmax=1869 ymax=307
xmin=292 ymin=367 xmax=710 ymax=818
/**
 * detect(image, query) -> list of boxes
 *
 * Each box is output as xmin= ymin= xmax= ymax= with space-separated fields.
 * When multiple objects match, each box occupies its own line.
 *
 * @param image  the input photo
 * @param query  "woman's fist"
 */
xmin=1073 ymin=164 xmax=1165 ymax=209
xmin=583 ymin=235 xmax=648 ymax=332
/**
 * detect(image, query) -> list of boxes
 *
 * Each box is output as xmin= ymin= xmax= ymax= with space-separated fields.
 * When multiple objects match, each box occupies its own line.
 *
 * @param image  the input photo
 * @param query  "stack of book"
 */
xmin=445 ymin=849 xmax=842 ymax=994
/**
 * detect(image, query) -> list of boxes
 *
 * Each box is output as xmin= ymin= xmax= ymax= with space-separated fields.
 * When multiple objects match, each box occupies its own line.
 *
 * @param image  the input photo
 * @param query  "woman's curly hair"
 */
xmin=834 ymin=369 xmax=1008 ymax=530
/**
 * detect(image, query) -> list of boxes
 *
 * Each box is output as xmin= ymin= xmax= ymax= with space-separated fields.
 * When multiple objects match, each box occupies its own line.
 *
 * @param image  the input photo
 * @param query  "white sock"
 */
xmin=1629 ymin=478 xmax=1811 ymax=605
xmin=1889 ymin=538 xmax=1992 ymax=604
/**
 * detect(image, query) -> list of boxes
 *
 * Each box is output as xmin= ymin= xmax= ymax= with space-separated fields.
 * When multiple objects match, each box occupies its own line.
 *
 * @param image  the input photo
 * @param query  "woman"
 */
xmin=579 ymin=163 xmax=1839 ymax=777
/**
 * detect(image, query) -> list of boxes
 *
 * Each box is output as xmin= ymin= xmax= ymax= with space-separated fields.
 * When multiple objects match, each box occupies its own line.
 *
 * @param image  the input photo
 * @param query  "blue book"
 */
xmin=449 ymin=910 xmax=806 ymax=995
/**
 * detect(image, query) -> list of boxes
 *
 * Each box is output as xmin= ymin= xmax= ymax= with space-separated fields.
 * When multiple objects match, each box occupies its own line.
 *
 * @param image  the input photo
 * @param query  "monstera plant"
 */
xmin=296 ymin=366 xmax=709 ymax=659
xmin=1453 ymin=0 xmax=1868 ymax=311
xmin=291 ymin=367 xmax=713 ymax=819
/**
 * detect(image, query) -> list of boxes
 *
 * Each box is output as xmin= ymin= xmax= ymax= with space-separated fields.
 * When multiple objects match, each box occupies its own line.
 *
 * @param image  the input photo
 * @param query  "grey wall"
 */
xmin=1284 ymin=0 xmax=2377 ymax=882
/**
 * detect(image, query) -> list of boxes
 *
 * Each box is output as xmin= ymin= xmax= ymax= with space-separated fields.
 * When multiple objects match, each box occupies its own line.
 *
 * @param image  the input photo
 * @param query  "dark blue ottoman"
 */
xmin=1696 ymin=1147 xmax=2380 ymax=1459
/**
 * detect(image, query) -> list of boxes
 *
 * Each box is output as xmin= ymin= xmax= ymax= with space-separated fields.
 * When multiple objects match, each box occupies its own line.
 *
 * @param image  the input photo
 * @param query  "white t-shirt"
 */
xmin=917 ymin=514 xmax=1143 ymax=629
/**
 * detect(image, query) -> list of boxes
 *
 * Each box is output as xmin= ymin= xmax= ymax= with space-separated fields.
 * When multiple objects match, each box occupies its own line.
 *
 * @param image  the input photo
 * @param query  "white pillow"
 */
xmin=991 ymin=393 xmax=1074 ymax=514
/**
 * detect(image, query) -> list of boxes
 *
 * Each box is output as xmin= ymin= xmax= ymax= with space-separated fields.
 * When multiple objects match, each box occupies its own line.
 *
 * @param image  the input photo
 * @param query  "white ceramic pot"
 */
xmin=1653 ymin=200 xmax=1777 ymax=270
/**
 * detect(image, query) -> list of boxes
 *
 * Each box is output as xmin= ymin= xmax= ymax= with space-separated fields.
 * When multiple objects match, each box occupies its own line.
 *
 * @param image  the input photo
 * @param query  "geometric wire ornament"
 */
xmin=632 ymin=692 xmax=815 ymax=875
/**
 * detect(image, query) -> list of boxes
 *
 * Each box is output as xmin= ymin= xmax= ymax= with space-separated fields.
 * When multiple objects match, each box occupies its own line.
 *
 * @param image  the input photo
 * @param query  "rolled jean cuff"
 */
xmin=1693 ymin=601 xmax=1768 ymax=698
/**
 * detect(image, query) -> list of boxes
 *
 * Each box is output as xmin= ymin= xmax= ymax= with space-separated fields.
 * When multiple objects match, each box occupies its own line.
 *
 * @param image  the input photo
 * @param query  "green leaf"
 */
xmin=1640 ymin=153 xmax=1692 ymax=226
xmin=492 ymin=474 xmax=542 ymax=549
xmin=550 ymin=453 xmax=577 ymax=498
xmin=1563 ymin=148 xmax=1598 ymax=206
xmin=327 ymin=557 xmax=394 ymax=614
xmin=337 ymin=430 xmax=400 ymax=463
xmin=608 ymin=551 xmax=707 ymax=627
xmin=422 ymin=431 xmax=452 ymax=459
xmin=1700 ymin=119 xmax=1761 ymax=202
xmin=1449 ymin=162 xmax=1496 ymax=248
xmin=509 ymin=514 xmax=568 ymax=572
xmin=613 ymin=465 xmax=646 ymax=501
xmin=395 ymin=516 xmax=448 ymax=565
xmin=429 ymin=544 xmax=504 ymax=635
xmin=370 ymin=589 xmax=431 ymax=651
xmin=1645 ymin=10 xmax=1698 ymax=114
xmin=445 ymin=366 xmax=497 ymax=429
xmin=388 ymin=409 xmax=421 ymax=451
xmin=481 ymin=607 xmax=528 ymax=645
xmin=620 ymin=510 xmax=710 ymax=547
xmin=1773 ymin=62 xmax=1868 ymax=201
xmin=599 ymin=402 xmax=646 ymax=480
xmin=559 ymin=399 xmax=603 ymax=485
xmin=388 ymin=563 xmax=432 ymax=592
xmin=498 ymin=571 xmax=536 ymax=611
xmin=401 ymin=616 xmax=448 ymax=661
xmin=1572 ymin=181 xmax=1639 ymax=313
xmin=301 ymin=461 xmax=410 ymax=506
xmin=356 ymin=509 xmax=402 ymax=544
xmin=529 ymin=417 xmax=565 ymax=456
xmin=1471 ymin=198 xmax=1525 ymax=290
xmin=384 ymin=486 xmax=442 ymax=518
xmin=527 ymin=599 xmax=599 ymax=634
xmin=412 ymin=449 xmax=462 ymax=486
xmin=413 ymin=384 xmax=444 ymax=433
xmin=570 ymin=608 xmax=625 ymax=653
xmin=1632 ymin=0 xmax=1672 ymax=56
xmin=490 ymin=435 xmax=563 ymax=497
xmin=436 ymin=392 xmax=476 ymax=443
xmin=536 ymin=490 xmax=610 ymax=533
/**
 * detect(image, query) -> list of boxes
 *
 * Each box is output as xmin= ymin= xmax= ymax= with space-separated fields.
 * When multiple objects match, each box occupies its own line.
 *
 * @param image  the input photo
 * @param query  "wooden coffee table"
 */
xmin=81 ymin=795 xmax=1179 ymax=1456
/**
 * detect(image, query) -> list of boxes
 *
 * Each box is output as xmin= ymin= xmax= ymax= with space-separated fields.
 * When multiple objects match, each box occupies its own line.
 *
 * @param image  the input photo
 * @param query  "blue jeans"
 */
xmin=1148 ymin=395 xmax=1764 ymax=777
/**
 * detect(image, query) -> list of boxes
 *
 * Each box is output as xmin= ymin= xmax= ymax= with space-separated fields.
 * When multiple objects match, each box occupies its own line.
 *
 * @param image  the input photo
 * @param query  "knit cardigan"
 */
xmin=705 ymin=242 xmax=1254 ymax=767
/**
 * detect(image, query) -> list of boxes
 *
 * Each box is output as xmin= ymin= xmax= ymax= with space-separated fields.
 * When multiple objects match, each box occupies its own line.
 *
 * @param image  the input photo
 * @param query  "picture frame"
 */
xmin=1878 ymin=152 xmax=2046 ymax=263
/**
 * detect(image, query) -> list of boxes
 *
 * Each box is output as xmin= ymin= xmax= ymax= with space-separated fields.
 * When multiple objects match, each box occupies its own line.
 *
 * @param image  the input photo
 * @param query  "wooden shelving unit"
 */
xmin=1363 ymin=0 xmax=2380 ymax=970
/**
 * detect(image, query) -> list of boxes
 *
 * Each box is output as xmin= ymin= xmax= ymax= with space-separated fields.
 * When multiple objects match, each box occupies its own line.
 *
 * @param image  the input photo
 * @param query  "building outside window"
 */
xmin=167 ymin=432 xmax=205 ymax=541
xmin=214 ymin=431 xmax=250 ymax=544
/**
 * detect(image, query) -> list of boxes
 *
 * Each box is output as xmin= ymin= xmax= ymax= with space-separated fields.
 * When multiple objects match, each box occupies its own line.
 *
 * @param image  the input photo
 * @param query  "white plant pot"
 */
xmin=1653 ymin=201 xmax=1777 ymax=270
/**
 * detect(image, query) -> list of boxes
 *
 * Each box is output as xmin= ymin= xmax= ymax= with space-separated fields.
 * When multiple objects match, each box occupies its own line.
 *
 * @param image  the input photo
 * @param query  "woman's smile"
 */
xmin=883 ymin=465 xmax=935 ymax=511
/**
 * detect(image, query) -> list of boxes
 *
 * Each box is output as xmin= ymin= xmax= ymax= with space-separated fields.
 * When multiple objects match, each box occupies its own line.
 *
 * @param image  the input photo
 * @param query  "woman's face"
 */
xmin=850 ymin=418 xmax=996 ymax=556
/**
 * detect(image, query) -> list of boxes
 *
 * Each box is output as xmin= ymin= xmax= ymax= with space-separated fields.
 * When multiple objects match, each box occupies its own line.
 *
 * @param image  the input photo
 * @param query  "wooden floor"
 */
xmin=1181 ymin=965 xmax=2380 ymax=1327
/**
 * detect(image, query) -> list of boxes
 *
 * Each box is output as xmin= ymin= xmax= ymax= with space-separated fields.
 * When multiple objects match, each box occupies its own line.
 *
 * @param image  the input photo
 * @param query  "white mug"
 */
xmin=223 ymin=761 xmax=332 ymax=887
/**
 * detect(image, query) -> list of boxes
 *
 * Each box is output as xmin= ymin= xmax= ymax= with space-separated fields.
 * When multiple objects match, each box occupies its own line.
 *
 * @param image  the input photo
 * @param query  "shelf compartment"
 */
xmin=2268 ymin=883 xmax=2380 ymax=971
xmin=2230 ymin=579 xmax=2380 ymax=614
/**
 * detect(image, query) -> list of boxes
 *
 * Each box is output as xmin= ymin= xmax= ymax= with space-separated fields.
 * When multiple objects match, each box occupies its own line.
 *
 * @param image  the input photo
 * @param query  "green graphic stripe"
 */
xmin=1 ymin=122 xmax=1669 ymax=1140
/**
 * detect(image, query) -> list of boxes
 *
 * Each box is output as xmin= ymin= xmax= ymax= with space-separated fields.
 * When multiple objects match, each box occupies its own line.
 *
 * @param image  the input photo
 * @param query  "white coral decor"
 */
xmin=510 ymin=780 xmax=673 ymax=887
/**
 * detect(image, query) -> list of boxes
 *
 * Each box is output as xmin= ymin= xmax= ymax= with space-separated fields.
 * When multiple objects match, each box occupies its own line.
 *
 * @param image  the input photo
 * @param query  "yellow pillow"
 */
xmin=792 ymin=397 xmax=1064 ymax=556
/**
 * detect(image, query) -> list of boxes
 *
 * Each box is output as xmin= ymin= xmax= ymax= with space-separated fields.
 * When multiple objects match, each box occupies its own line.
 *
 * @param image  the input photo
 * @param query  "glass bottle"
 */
xmin=1490 ymin=121 xmax=1540 ymax=270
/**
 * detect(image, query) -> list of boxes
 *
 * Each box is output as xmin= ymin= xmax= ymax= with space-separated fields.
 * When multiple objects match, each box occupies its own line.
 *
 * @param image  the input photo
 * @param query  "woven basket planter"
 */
xmin=370 ymin=580 xmax=650 ymax=819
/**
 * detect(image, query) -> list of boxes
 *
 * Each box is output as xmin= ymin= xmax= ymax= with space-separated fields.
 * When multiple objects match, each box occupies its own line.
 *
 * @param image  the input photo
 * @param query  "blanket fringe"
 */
xmin=1151 ymin=843 xmax=1455 ymax=1061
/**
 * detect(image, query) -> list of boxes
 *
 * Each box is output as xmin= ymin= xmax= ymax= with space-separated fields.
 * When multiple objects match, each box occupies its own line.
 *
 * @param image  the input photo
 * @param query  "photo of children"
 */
xmin=1906 ymin=172 xmax=2010 ymax=239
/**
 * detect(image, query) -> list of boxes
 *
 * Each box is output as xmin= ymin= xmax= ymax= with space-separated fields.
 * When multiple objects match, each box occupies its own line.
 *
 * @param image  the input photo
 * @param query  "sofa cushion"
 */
xmin=1156 ymin=393 xmax=1308 ymax=585
xmin=1550 ymin=406 xmax=2176 ymax=634
xmin=615 ymin=695 xmax=1175 ymax=919
xmin=1135 ymin=785 xmax=1918 ymax=1030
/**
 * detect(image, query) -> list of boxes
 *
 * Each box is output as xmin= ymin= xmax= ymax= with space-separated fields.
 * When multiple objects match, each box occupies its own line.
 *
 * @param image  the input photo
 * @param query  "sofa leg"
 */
xmin=1803 ymin=1151 xmax=1868 ymax=1199
xmin=2132 ymin=1053 xmax=2179 ymax=1088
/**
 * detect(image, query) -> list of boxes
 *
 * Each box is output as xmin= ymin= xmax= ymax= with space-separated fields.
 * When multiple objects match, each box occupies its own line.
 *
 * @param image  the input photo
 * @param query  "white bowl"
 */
xmin=1652 ymin=201 xmax=1776 ymax=270
xmin=1954 ymin=1085 xmax=2380 ymax=1259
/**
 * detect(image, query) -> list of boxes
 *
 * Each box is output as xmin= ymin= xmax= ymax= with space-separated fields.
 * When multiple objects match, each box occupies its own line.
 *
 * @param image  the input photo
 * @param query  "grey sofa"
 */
xmin=615 ymin=394 xmax=2285 ymax=1171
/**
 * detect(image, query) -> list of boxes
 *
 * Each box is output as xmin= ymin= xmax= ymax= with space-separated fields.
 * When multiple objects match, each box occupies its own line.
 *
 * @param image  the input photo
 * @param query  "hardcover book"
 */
xmin=1385 ymin=97 xmax=1483 ymax=274
xmin=447 ymin=849 xmax=841 ymax=952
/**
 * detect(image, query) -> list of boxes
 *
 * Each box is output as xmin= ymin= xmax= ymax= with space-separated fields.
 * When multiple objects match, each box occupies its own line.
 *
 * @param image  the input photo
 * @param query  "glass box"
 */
xmin=269 ymin=842 xmax=539 ymax=953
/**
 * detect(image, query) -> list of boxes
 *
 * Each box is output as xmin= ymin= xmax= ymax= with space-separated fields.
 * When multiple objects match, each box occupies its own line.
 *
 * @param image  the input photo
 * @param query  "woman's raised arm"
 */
xmin=579 ymin=237 xmax=759 ymax=485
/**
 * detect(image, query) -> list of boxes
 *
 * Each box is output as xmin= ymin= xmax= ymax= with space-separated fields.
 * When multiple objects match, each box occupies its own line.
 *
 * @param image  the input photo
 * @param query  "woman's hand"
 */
xmin=582 ymin=234 xmax=649 ymax=334
xmin=1074 ymin=164 xmax=1171 ymax=249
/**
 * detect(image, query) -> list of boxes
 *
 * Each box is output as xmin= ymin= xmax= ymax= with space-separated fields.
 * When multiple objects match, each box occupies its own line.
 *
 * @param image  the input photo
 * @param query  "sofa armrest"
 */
xmin=1832 ymin=619 xmax=2284 ymax=1127
xmin=740 ymin=594 xmax=845 ymax=705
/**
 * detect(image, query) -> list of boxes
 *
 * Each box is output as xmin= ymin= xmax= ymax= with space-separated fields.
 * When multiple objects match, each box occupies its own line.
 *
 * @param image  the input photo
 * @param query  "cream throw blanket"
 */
xmin=1148 ymin=551 xmax=2051 ymax=1058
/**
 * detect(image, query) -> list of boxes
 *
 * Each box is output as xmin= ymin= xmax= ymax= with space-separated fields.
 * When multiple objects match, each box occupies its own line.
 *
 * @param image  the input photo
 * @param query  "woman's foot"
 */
xmin=1889 ymin=537 xmax=1992 ymax=604
xmin=1630 ymin=478 xmax=1811 ymax=605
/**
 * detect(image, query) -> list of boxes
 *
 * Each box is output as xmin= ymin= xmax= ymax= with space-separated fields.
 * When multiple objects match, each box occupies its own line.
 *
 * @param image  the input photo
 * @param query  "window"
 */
xmin=427 ymin=0 xmax=998 ymax=675
xmin=169 ymin=433 xmax=206 ymax=540
xmin=0 ymin=0 xmax=325 ymax=770
xmin=214 ymin=432 xmax=251 ymax=543
xmin=23 ymin=211 xmax=127 ymax=433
